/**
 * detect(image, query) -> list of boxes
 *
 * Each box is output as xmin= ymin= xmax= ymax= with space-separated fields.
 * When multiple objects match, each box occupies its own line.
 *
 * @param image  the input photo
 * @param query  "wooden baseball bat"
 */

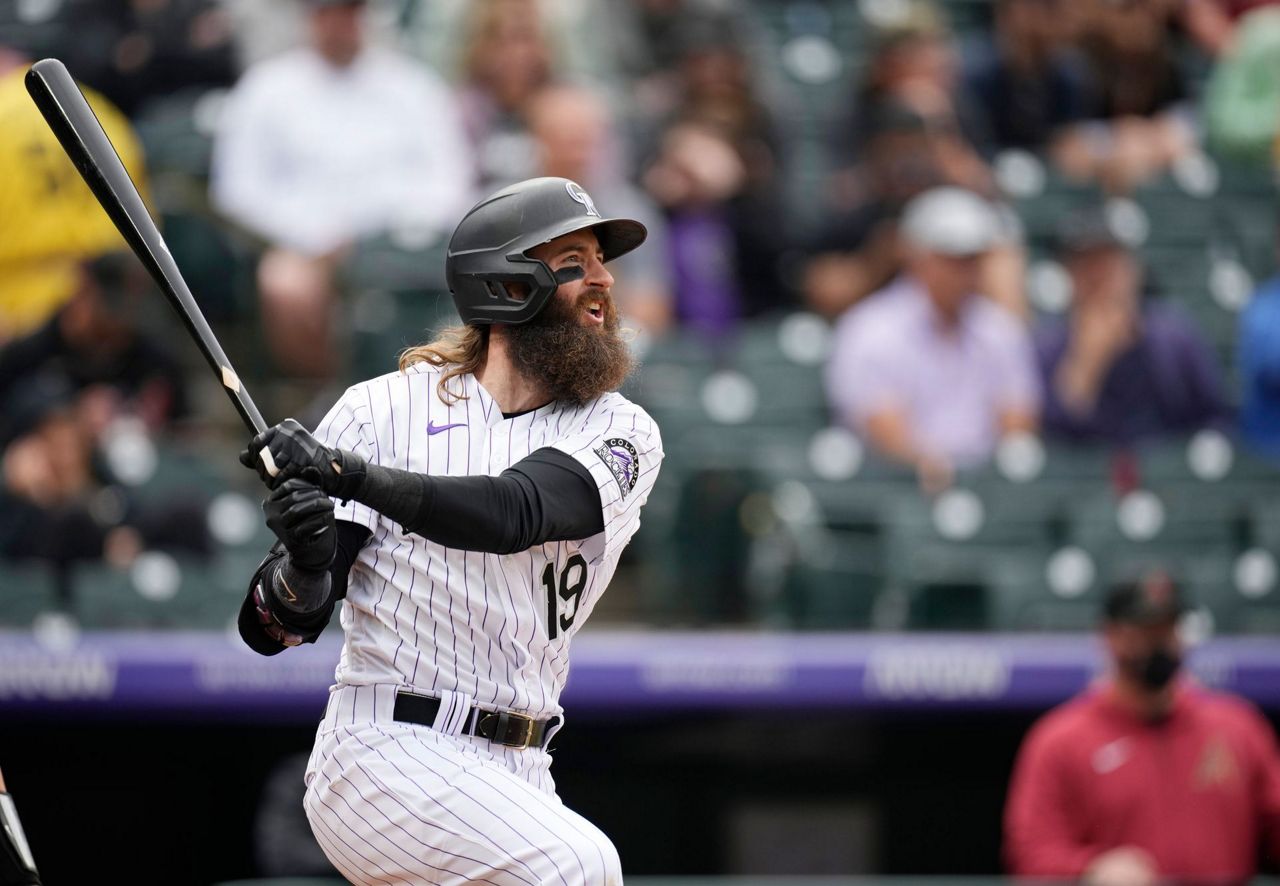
xmin=24 ymin=58 xmax=278 ymax=477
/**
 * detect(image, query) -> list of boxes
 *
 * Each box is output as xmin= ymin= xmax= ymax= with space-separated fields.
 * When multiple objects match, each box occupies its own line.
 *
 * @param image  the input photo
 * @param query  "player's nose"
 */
xmin=583 ymin=254 xmax=613 ymax=290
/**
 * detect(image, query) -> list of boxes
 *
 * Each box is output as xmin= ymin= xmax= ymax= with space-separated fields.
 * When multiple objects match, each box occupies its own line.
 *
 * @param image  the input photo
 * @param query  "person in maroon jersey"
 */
xmin=1004 ymin=569 xmax=1280 ymax=884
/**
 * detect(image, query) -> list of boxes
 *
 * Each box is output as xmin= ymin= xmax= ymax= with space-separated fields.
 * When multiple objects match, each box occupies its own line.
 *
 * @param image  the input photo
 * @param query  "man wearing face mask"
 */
xmin=1003 ymin=570 xmax=1280 ymax=884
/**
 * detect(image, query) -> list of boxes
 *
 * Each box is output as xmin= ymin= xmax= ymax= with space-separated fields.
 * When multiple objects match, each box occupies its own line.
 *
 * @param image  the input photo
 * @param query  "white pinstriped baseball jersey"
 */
xmin=312 ymin=360 xmax=663 ymax=722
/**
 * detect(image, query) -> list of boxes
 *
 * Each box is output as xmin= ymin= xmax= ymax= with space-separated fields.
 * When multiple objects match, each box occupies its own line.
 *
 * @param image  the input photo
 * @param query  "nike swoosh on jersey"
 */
xmin=1091 ymin=738 xmax=1132 ymax=774
xmin=427 ymin=421 xmax=466 ymax=435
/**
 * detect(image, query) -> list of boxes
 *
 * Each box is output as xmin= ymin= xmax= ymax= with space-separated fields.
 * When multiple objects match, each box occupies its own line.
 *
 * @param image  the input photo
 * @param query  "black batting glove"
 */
xmin=263 ymin=478 xmax=337 ymax=572
xmin=240 ymin=418 xmax=366 ymax=499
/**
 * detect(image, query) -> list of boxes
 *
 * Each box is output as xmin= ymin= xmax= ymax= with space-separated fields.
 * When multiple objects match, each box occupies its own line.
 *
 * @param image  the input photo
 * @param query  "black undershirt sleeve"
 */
xmin=238 ymin=520 xmax=372 ymax=656
xmin=348 ymin=446 xmax=603 ymax=555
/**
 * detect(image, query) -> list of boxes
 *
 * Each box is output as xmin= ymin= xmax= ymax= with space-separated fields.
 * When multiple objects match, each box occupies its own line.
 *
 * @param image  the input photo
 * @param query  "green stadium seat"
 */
xmin=0 ymin=561 xmax=60 ymax=627
xmin=785 ymin=472 xmax=910 ymax=537
xmin=884 ymin=542 xmax=1034 ymax=631
xmin=766 ymin=528 xmax=883 ymax=629
xmin=862 ymin=479 xmax=1065 ymax=629
xmin=1067 ymin=487 xmax=1244 ymax=553
xmin=1133 ymin=181 xmax=1219 ymax=246
xmin=132 ymin=88 xmax=218 ymax=180
xmin=986 ymin=545 xmax=1243 ymax=632
xmin=339 ymin=236 xmax=456 ymax=381
xmin=159 ymin=208 xmax=255 ymax=324
xmin=1253 ymin=500 xmax=1280 ymax=549
xmin=640 ymin=465 xmax=762 ymax=624
xmin=1184 ymin=550 xmax=1280 ymax=634
xmin=986 ymin=548 xmax=1103 ymax=631
xmin=347 ymin=286 xmax=460 ymax=381
xmin=884 ymin=484 xmax=1060 ymax=558
xmin=1035 ymin=444 xmax=1113 ymax=484
xmin=72 ymin=553 xmax=228 ymax=630
xmin=1135 ymin=435 xmax=1279 ymax=509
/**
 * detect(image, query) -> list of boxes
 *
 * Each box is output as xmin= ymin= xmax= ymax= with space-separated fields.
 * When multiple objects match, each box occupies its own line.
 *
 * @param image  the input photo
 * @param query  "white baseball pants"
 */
xmin=303 ymin=684 xmax=623 ymax=886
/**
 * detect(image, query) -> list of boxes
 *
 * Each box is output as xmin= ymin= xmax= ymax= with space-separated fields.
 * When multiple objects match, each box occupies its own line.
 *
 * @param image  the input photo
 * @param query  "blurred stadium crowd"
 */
xmin=0 ymin=0 xmax=1278 ymax=636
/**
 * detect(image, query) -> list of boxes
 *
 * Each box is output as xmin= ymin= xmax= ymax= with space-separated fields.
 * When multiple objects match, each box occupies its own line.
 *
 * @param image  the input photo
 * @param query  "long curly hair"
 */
xmin=398 ymin=324 xmax=490 ymax=404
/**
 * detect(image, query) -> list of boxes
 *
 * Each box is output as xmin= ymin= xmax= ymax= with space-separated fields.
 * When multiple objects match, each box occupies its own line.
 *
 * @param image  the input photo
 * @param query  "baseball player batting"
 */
xmin=238 ymin=177 xmax=662 ymax=885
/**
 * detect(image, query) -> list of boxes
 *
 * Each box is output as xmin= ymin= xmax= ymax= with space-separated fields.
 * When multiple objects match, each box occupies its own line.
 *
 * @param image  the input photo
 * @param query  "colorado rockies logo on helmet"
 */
xmin=565 ymin=181 xmax=601 ymax=218
xmin=594 ymin=437 xmax=639 ymax=499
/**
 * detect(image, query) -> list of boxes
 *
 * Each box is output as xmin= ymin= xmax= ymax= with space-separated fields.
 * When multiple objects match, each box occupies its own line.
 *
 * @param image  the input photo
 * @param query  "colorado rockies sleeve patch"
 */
xmin=595 ymin=438 xmax=639 ymax=499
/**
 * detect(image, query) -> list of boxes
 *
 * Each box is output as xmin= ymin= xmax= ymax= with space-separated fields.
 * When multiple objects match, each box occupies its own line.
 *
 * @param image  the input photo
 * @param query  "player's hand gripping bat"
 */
xmin=24 ymin=57 xmax=279 ymax=478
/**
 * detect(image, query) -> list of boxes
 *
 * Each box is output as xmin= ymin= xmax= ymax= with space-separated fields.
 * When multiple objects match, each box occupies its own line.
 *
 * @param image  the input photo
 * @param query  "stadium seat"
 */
xmin=347 ymin=286 xmax=459 ymax=381
xmin=764 ymin=528 xmax=883 ymax=630
xmin=1253 ymin=499 xmax=1280 ymax=549
xmin=1034 ymin=443 xmax=1113 ymax=484
xmin=340 ymin=236 xmax=456 ymax=381
xmin=132 ymin=88 xmax=219 ymax=180
xmin=0 ymin=561 xmax=60 ymax=627
xmin=986 ymin=548 xmax=1104 ymax=631
xmin=159 ymin=207 xmax=255 ymax=324
xmin=1067 ymin=486 xmax=1244 ymax=553
xmin=72 ymin=553 xmax=229 ymax=630
xmin=888 ymin=544 xmax=1017 ymax=630
xmin=871 ymin=484 xmax=1055 ymax=630
xmin=883 ymin=484 xmax=1061 ymax=558
xmin=1135 ymin=435 xmax=1278 ymax=518
xmin=1184 ymin=549 xmax=1280 ymax=634
xmin=640 ymin=465 xmax=763 ymax=624
xmin=987 ymin=545 xmax=1243 ymax=632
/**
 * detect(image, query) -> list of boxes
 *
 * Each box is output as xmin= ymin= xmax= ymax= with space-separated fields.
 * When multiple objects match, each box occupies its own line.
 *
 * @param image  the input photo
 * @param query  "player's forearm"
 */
xmin=334 ymin=448 xmax=602 ymax=554
xmin=242 ymin=552 xmax=336 ymax=653
xmin=861 ymin=410 xmax=928 ymax=466
xmin=273 ymin=559 xmax=333 ymax=618
xmin=238 ymin=522 xmax=370 ymax=655
xmin=1054 ymin=354 xmax=1107 ymax=416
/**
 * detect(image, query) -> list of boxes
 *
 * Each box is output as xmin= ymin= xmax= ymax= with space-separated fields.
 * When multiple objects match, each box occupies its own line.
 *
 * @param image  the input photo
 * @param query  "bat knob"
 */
xmin=259 ymin=447 xmax=280 ymax=478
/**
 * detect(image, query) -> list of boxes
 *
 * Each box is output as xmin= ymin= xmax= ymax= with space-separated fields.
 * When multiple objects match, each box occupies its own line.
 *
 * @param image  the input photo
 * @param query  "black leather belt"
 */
xmin=393 ymin=692 xmax=559 ymax=750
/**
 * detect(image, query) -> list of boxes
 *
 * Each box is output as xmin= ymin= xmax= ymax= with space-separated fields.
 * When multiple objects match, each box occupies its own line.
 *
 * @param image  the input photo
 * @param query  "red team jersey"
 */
xmin=1005 ymin=680 xmax=1280 ymax=880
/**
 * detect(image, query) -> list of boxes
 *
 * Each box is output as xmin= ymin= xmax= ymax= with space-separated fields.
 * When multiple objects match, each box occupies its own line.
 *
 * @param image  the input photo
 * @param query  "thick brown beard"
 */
xmin=506 ymin=290 xmax=634 ymax=408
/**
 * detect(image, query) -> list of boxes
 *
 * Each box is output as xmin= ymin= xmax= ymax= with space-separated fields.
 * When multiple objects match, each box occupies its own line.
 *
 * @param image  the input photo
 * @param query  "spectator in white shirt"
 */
xmin=210 ymin=0 xmax=474 ymax=380
xmin=825 ymin=187 xmax=1040 ymax=491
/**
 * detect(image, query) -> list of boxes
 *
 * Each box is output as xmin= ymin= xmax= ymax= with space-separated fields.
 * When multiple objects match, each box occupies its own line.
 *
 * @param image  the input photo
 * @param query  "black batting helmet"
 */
xmin=445 ymin=177 xmax=647 ymax=325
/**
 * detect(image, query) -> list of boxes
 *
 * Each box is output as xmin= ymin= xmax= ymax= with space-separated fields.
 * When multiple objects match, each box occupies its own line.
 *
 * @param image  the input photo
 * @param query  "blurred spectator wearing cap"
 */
xmin=640 ymin=8 xmax=789 ymax=336
xmin=825 ymin=187 xmax=1039 ymax=490
xmin=1238 ymin=223 xmax=1280 ymax=459
xmin=0 ymin=50 xmax=149 ymax=342
xmin=209 ymin=0 xmax=473 ymax=381
xmin=1004 ymin=570 xmax=1280 ymax=882
xmin=805 ymin=17 xmax=1029 ymax=322
xmin=525 ymin=85 xmax=673 ymax=335
xmin=1036 ymin=209 xmax=1231 ymax=446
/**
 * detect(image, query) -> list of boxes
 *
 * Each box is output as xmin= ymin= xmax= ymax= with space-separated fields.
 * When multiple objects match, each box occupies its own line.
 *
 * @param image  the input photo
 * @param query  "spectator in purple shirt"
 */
xmin=826 ymin=187 xmax=1040 ymax=490
xmin=1036 ymin=208 xmax=1232 ymax=446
